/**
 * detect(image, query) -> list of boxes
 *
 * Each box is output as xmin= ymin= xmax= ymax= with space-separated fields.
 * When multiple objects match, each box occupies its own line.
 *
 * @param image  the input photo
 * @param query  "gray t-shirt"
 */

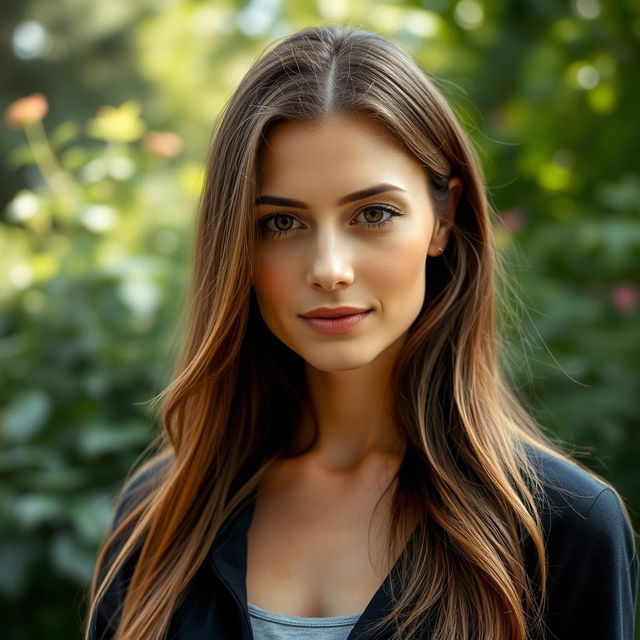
xmin=248 ymin=601 xmax=363 ymax=640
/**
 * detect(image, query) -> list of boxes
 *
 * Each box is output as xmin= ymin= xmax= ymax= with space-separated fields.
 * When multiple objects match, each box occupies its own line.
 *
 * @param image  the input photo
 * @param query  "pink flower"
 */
xmin=4 ymin=93 xmax=49 ymax=129
xmin=612 ymin=282 xmax=638 ymax=313
xmin=141 ymin=131 xmax=183 ymax=157
xmin=499 ymin=208 xmax=526 ymax=232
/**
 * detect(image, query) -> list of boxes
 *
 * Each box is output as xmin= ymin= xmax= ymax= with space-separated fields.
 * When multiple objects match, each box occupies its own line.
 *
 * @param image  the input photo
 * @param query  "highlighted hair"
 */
xmin=84 ymin=24 xmax=628 ymax=640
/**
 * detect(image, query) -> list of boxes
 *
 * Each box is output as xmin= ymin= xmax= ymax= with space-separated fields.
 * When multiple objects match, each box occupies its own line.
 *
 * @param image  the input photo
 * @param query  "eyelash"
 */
xmin=258 ymin=205 xmax=402 ymax=238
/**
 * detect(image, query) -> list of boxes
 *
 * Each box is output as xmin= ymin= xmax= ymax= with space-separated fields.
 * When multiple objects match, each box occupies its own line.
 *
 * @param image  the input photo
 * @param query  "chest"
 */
xmin=246 ymin=461 xmax=404 ymax=618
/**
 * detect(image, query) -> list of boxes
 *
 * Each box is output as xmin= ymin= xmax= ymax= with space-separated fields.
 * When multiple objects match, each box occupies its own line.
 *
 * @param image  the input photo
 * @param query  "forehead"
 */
xmin=256 ymin=113 xmax=426 ymax=191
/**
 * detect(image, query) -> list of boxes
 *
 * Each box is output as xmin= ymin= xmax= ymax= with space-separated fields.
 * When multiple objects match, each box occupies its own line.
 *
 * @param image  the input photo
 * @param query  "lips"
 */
xmin=300 ymin=306 xmax=371 ymax=319
xmin=299 ymin=310 xmax=372 ymax=335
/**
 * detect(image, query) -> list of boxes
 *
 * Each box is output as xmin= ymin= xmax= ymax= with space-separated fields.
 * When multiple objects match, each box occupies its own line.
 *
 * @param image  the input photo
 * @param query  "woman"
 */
xmin=84 ymin=24 xmax=638 ymax=640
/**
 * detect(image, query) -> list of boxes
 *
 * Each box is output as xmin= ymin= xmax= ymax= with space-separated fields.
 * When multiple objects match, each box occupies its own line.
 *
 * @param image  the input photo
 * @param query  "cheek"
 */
xmin=370 ymin=233 xmax=429 ymax=293
xmin=252 ymin=252 xmax=292 ymax=310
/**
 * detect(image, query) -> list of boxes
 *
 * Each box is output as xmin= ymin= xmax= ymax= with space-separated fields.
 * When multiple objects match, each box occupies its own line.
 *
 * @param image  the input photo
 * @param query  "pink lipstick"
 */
xmin=299 ymin=310 xmax=372 ymax=335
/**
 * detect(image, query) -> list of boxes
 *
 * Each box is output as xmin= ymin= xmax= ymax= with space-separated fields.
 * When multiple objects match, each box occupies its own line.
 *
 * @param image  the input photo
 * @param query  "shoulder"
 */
xmin=88 ymin=458 xmax=173 ymax=640
xmin=110 ymin=454 xmax=173 ymax=532
xmin=521 ymin=446 xmax=639 ymax=637
xmin=521 ymin=442 xmax=637 ymax=579
xmin=522 ymin=442 xmax=621 ymax=518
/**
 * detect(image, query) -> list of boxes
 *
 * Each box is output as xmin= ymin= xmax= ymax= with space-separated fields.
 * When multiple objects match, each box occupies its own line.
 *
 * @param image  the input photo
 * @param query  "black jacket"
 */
xmin=89 ymin=445 xmax=639 ymax=639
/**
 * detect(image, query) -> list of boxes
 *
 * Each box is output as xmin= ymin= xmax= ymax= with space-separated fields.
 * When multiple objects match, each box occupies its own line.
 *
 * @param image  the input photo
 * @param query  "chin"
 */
xmin=292 ymin=342 xmax=379 ymax=372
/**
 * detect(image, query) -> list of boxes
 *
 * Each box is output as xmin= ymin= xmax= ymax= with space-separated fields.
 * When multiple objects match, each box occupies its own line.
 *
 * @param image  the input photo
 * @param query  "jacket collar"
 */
xmin=208 ymin=488 xmax=432 ymax=639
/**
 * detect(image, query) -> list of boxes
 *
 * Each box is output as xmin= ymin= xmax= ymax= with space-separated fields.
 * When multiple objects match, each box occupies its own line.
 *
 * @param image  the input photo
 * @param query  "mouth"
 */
xmin=299 ymin=306 xmax=372 ymax=319
xmin=299 ymin=309 xmax=372 ymax=335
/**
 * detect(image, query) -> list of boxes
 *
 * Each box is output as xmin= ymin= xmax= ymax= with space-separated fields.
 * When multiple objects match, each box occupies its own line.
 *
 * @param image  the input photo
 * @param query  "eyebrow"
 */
xmin=254 ymin=183 xmax=407 ymax=208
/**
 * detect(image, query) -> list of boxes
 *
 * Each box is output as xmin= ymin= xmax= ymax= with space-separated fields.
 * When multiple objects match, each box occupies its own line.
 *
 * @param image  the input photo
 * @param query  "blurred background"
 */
xmin=1 ymin=0 xmax=638 ymax=638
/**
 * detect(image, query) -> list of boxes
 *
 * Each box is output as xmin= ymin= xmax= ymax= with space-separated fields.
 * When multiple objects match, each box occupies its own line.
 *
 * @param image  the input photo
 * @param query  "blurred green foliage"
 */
xmin=1 ymin=0 xmax=638 ymax=638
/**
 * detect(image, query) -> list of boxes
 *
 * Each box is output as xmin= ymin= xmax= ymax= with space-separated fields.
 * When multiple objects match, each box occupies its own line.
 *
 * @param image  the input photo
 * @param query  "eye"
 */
xmin=352 ymin=204 xmax=402 ymax=229
xmin=257 ymin=204 xmax=402 ymax=238
xmin=258 ymin=213 xmax=304 ymax=238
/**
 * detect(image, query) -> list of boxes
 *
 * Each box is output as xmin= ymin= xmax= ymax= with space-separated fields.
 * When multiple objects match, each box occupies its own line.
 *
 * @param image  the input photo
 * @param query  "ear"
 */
xmin=428 ymin=177 xmax=463 ymax=257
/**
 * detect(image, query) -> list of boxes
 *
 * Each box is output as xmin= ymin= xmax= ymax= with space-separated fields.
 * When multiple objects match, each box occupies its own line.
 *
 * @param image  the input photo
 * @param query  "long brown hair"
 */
xmin=84 ymin=24 xmax=631 ymax=640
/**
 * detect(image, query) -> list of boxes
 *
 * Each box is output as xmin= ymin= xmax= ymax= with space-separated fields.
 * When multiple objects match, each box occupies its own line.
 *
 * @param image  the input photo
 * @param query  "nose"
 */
xmin=305 ymin=228 xmax=354 ymax=291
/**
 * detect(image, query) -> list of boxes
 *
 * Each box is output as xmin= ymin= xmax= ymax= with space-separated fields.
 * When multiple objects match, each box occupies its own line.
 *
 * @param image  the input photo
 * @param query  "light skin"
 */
xmin=247 ymin=112 xmax=462 ymax=616
xmin=252 ymin=111 xmax=462 ymax=477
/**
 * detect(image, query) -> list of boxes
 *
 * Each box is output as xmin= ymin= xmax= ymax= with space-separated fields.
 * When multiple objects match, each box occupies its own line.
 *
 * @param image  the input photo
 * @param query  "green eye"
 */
xmin=259 ymin=213 xmax=302 ymax=235
xmin=258 ymin=205 xmax=402 ymax=238
xmin=354 ymin=205 xmax=402 ymax=228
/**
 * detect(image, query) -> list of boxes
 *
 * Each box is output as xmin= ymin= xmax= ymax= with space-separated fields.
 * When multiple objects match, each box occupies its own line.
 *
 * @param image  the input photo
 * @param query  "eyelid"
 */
xmin=258 ymin=201 xmax=402 ymax=223
xmin=261 ymin=213 xmax=304 ymax=231
xmin=258 ymin=203 xmax=402 ymax=236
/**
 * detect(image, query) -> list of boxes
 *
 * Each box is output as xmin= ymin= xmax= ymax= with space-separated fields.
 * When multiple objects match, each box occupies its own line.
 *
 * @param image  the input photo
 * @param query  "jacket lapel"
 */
xmin=209 ymin=490 xmax=257 ymax=638
xmin=208 ymin=488 xmax=432 ymax=639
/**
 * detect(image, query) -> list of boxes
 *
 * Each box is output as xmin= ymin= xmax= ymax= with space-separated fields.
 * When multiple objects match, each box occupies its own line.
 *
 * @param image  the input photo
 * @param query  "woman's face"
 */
xmin=252 ymin=112 xmax=455 ymax=372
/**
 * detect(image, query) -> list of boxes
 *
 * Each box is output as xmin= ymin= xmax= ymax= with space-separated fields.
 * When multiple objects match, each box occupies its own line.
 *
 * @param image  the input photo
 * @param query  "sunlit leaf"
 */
xmin=85 ymin=101 xmax=146 ymax=143
xmin=3 ymin=391 xmax=51 ymax=443
xmin=14 ymin=494 xmax=61 ymax=528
